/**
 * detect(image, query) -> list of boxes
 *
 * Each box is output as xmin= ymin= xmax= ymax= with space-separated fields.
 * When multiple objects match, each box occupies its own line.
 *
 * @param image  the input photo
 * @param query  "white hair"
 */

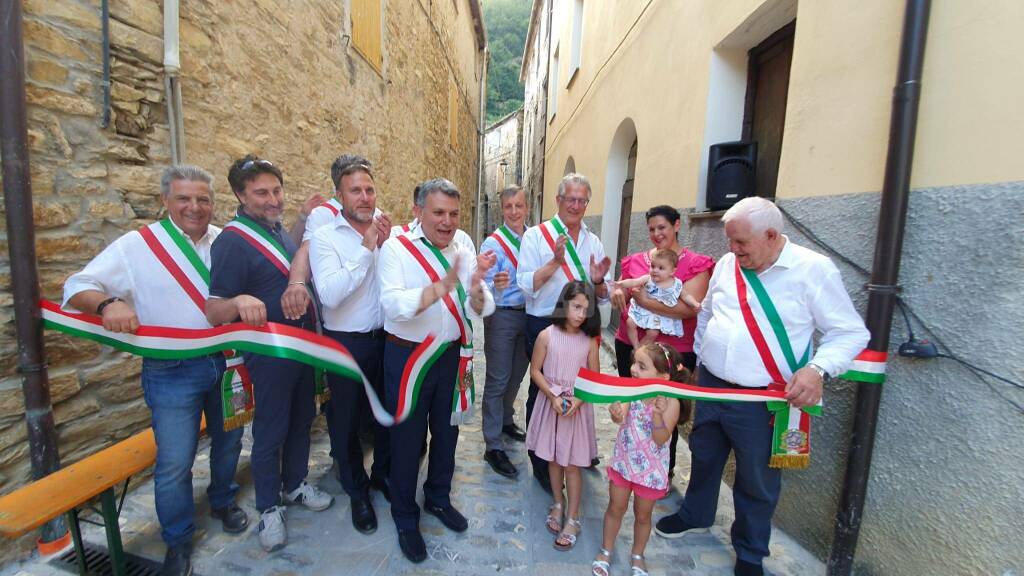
xmin=161 ymin=164 xmax=213 ymax=197
xmin=557 ymin=172 xmax=592 ymax=199
xmin=721 ymin=197 xmax=784 ymax=235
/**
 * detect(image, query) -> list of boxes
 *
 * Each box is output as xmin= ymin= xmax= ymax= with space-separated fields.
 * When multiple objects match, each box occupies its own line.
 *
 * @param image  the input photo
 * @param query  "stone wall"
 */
xmin=0 ymin=0 xmax=482 ymax=562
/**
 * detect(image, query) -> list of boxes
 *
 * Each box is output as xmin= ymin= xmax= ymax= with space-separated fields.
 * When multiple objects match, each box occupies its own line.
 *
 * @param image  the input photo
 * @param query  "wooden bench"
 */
xmin=0 ymin=418 xmax=207 ymax=575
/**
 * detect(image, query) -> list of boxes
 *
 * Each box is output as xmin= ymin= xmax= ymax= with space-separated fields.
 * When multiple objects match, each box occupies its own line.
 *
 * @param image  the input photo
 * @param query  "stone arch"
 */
xmin=601 ymin=118 xmax=638 ymax=268
xmin=563 ymin=155 xmax=576 ymax=175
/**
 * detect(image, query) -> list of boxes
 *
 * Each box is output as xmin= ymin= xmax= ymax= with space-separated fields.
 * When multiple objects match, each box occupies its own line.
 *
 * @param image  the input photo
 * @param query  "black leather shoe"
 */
xmin=424 ymin=502 xmax=468 ymax=533
xmin=210 ymin=504 xmax=249 ymax=534
xmin=398 ymin=529 xmax=427 ymax=563
xmin=370 ymin=476 xmax=391 ymax=502
xmin=161 ymin=542 xmax=192 ymax=576
xmin=501 ymin=424 xmax=527 ymax=442
xmin=484 ymin=449 xmax=517 ymax=478
xmin=735 ymin=559 xmax=765 ymax=576
xmin=350 ymin=497 xmax=377 ymax=534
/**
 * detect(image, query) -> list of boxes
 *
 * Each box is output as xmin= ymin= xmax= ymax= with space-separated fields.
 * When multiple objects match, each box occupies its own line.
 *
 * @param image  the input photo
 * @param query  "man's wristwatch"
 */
xmin=96 ymin=296 xmax=124 ymax=315
xmin=807 ymin=362 xmax=828 ymax=381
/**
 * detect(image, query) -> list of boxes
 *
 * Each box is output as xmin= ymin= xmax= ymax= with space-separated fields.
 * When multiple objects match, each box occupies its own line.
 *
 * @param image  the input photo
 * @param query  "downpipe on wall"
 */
xmin=827 ymin=1 xmax=932 ymax=573
xmin=0 ymin=0 xmax=67 ymax=547
xmin=475 ymin=46 xmax=490 ymax=244
xmin=164 ymin=0 xmax=186 ymax=163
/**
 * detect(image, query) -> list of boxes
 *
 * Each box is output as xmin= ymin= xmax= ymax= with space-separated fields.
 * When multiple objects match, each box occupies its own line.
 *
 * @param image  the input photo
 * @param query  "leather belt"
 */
xmin=385 ymin=333 xmax=419 ymax=348
xmin=496 ymin=305 xmax=526 ymax=311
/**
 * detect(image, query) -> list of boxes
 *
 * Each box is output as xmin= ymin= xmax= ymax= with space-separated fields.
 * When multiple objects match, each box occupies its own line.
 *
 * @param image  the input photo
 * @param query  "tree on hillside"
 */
xmin=482 ymin=0 xmax=531 ymax=123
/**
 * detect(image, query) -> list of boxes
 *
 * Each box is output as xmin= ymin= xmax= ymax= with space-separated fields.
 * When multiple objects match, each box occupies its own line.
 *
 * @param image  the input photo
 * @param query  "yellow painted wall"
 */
xmin=542 ymin=0 xmax=1024 ymax=217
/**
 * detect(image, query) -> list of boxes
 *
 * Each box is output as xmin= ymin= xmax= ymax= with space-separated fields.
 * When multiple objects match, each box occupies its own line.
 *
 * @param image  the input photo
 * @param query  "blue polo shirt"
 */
xmin=480 ymin=227 xmax=524 ymax=308
xmin=209 ymin=208 xmax=309 ymax=328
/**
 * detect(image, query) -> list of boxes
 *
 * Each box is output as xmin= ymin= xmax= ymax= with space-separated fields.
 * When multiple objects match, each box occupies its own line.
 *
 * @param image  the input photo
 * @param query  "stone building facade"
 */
xmin=480 ymin=108 xmax=523 ymax=235
xmin=530 ymin=0 xmax=1024 ymax=574
xmin=0 ymin=0 xmax=485 ymax=562
xmin=519 ymin=0 xmax=551 ymax=226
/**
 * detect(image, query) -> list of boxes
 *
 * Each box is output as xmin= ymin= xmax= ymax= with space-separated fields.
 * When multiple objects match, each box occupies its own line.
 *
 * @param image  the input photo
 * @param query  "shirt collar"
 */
xmin=336 ymin=207 xmax=382 ymax=231
xmin=501 ymin=222 xmax=525 ymax=239
xmin=166 ymin=216 xmax=213 ymax=245
xmin=554 ymin=213 xmax=588 ymax=234
xmin=765 ymin=235 xmax=796 ymax=271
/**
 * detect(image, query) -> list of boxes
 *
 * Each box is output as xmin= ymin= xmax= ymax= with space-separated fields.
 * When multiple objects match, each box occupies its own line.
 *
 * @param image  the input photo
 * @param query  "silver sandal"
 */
xmin=630 ymin=554 xmax=649 ymax=576
xmin=553 ymin=517 xmax=582 ymax=551
xmin=592 ymin=547 xmax=612 ymax=576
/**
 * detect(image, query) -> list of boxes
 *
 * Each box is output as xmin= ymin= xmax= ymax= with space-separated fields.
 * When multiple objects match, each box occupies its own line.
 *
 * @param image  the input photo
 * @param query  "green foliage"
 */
xmin=482 ymin=0 xmax=531 ymax=123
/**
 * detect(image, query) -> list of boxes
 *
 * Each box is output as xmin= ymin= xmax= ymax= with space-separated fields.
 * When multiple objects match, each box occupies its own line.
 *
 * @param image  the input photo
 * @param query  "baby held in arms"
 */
xmin=617 ymin=248 xmax=701 ymax=347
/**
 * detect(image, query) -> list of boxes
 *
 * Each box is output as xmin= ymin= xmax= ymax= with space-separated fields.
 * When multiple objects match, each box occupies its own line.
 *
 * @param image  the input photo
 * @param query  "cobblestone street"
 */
xmin=3 ymin=334 xmax=823 ymax=576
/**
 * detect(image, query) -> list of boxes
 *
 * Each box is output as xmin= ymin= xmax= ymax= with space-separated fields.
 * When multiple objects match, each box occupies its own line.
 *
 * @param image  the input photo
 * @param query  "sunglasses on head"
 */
xmin=240 ymin=159 xmax=274 ymax=171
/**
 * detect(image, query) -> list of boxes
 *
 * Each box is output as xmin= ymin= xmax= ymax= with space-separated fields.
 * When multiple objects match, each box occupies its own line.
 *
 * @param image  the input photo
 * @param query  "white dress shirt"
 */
xmin=390 ymin=218 xmax=476 ymax=254
xmin=310 ymin=211 xmax=384 ymax=332
xmin=517 ymin=218 xmax=612 ymax=317
xmin=695 ymin=237 xmax=869 ymax=387
xmin=62 ymin=220 xmax=220 ymax=329
xmin=302 ymin=197 xmax=342 ymax=242
xmin=379 ymin=227 xmax=494 ymax=343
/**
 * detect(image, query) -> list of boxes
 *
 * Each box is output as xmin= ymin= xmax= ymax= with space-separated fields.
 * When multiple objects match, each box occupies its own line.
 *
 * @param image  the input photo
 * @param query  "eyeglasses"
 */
xmin=560 ymin=195 xmax=589 ymax=207
xmin=339 ymin=163 xmax=374 ymax=177
xmin=241 ymin=159 xmax=274 ymax=171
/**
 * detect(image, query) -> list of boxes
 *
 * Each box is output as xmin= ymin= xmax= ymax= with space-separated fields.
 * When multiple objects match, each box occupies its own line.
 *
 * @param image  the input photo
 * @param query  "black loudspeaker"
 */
xmin=706 ymin=141 xmax=757 ymax=211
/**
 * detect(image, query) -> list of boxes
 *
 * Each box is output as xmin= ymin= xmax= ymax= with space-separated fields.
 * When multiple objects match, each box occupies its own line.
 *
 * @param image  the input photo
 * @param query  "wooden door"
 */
xmin=742 ymin=21 xmax=795 ymax=199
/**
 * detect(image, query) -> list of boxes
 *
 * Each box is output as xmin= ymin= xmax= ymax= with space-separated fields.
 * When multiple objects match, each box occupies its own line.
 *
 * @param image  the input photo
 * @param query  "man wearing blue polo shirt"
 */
xmin=480 ymin=186 xmax=530 ymax=478
xmin=206 ymin=156 xmax=334 ymax=552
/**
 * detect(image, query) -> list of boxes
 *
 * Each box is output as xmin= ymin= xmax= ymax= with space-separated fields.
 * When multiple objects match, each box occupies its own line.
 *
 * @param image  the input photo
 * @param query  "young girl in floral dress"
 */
xmin=526 ymin=281 xmax=602 ymax=551
xmin=592 ymin=342 xmax=690 ymax=576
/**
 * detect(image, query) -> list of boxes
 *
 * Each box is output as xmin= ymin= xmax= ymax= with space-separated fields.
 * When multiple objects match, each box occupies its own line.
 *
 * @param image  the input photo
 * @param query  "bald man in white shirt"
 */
xmin=654 ymin=197 xmax=869 ymax=576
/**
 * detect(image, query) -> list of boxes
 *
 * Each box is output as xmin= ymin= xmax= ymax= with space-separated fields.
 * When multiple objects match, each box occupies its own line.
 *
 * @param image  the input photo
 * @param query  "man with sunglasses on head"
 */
xmin=206 ymin=155 xmax=334 ymax=553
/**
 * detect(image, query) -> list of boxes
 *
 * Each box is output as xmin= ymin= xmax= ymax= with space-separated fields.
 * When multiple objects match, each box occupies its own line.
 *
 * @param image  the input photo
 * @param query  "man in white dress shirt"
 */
xmin=390 ymin=184 xmax=476 ymax=252
xmin=63 ymin=166 xmax=247 ymax=576
xmin=378 ymin=178 xmax=496 ymax=563
xmin=309 ymin=160 xmax=391 ymax=535
xmin=654 ymin=197 xmax=869 ymax=576
xmin=516 ymin=172 xmax=612 ymax=489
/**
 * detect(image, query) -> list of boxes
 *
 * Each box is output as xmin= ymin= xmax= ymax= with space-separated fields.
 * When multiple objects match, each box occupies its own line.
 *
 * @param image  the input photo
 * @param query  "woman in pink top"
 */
xmin=611 ymin=205 xmax=714 ymax=476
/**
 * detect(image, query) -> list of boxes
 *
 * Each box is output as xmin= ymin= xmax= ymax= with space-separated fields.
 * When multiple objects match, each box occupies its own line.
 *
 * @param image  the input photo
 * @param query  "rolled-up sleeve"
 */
xmin=693 ymin=259 xmax=722 ymax=358
xmin=62 ymin=239 xmax=134 ymax=311
xmin=379 ymin=239 xmax=428 ymax=322
xmin=516 ymin=227 xmax=542 ymax=296
xmin=808 ymin=261 xmax=870 ymax=376
xmin=310 ymin=228 xmax=372 ymax=308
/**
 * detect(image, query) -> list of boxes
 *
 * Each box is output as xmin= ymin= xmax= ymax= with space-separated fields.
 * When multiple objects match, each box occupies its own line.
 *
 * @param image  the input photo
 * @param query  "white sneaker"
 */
xmin=257 ymin=506 xmax=287 ymax=552
xmin=283 ymin=481 xmax=334 ymax=512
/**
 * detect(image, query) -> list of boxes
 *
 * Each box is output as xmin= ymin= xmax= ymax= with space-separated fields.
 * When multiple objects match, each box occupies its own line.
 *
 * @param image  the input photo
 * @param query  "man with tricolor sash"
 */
xmin=517 ymin=173 xmax=612 ymax=490
xmin=63 ymin=165 xmax=247 ymax=576
xmin=206 ymin=156 xmax=334 ymax=553
xmin=653 ymin=197 xmax=868 ymax=576
xmin=390 ymin=184 xmax=476 ymax=252
xmin=378 ymin=178 xmax=497 ymax=563
xmin=309 ymin=158 xmax=392 ymax=535
xmin=479 ymin=186 xmax=530 ymax=479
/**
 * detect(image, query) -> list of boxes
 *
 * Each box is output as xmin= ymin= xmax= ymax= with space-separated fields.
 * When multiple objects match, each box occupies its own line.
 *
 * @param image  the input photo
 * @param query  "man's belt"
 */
xmin=495 ymin=304 xmax=526 ymax=311
xmin=700 ymin=366 xmax=769 ymax=391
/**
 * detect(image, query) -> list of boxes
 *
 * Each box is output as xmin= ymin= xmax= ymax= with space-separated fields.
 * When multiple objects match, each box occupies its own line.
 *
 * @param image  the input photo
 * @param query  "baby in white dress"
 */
xmin=617 ymin=248 xmax=702 ymax=347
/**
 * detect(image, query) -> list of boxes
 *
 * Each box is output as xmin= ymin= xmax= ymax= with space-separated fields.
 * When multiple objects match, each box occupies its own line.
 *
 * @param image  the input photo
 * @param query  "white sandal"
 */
xmin=545 ymin=502 xmax=563 ymax=535
xmin=592 ymin=547 xmax=612 ymax=576
xmin=630 ymin=553 xmax=649 ymax=576
xmin=553 ymin=517 xmax=582 ymax=551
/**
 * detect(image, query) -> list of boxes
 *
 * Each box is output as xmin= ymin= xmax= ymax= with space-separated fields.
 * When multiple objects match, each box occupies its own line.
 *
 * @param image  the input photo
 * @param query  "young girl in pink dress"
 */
xmin=592 ymin=342 xmax=690 ymax=576
xmin=526 ymin=281 xmax=602 ymax=551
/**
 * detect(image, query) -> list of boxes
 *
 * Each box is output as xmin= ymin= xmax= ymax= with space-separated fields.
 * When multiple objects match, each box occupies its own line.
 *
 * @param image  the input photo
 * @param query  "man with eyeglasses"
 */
xmin=517 ymin=172 xmax=612 ymax=490
xmin=206 ymin=155 xmax=334 ymax=552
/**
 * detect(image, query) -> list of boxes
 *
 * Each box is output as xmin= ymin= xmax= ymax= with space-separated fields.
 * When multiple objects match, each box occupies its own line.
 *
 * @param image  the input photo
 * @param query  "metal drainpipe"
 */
xmin=164 ymin=0 xmax=185 ymax=163
xmin=827 ymin=1 xmax=932 ymax=573
xmin=475 ymin=46 xmax=489 ymax=245
xmin=101 ymin=0 xmax=110 ymax=128
xmin=0 ymin=0 xmax=66 ymax=544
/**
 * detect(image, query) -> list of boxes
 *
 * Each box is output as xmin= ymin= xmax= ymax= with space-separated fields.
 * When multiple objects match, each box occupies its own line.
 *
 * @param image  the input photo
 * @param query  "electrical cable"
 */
xmin=776 ymin=203 xmax=1024 ymax=411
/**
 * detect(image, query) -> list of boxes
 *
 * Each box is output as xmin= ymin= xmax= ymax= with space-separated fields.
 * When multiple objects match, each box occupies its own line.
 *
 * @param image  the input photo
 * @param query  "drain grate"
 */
xmin=52 ymin=543 xmax=165 ymax=576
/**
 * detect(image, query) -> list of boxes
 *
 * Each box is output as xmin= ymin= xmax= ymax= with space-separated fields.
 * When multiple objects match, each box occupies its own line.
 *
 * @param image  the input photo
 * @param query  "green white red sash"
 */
xmin=138 ymin=219 xmax=255 ymax=430
xmin=841 ymin=349 xmax=887 ymax=383
xmin=539 ymin=215 xmax=588 ymax=282
xmin=40 ymin=300 xmax=398 ymax=426
xmin=574 ymin=368 xmax=787 ymax=404
xmin=221 ymin=214 xmax=330 ymax=404
xmin=395 ymin=235 xmax=475 ymax=425
xmin=490 ymin=225 xmax=521 ymax=268
xmin=735 ymin=260 xmax=820 ymax=469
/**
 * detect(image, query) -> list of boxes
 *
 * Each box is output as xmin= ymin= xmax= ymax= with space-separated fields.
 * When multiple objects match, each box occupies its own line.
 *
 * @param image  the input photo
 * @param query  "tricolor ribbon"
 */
xmin=841 ymin=349 xmax=887 ymax=384
xmin=539 ymin=215 xmax=588 ymax=282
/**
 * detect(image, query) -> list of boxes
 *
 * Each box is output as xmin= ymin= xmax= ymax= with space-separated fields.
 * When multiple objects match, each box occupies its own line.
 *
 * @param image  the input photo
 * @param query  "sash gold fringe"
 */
xmin=769 ymin=454 xmax=810 ymax=469
xmin=223 ymin=412 xmax=253 ymax=431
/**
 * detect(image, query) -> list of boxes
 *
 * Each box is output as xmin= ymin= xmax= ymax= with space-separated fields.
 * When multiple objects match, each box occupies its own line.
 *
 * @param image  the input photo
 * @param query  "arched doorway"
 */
xmin=601 ymin=119 xmax=638 ymax=274
xmin=564 ymin=156 xmax=576 ymax=175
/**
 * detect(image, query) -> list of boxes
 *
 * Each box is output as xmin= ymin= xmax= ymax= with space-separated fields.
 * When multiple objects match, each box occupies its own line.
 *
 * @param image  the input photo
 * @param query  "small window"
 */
xmin=549 ymin=46 xmax=560 ymax=122
xmin=449 ymin=75 xmax=459 ymax=150
xmin=352 ymin=0 xmax=383 ymax=73
xmin=568 ymin=0 xmax=583 ymax=83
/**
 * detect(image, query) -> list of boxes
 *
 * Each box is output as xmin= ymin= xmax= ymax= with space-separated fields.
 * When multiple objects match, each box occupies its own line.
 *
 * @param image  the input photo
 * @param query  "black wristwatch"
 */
xmin=96 ymin=296 xmax=125 ymax=315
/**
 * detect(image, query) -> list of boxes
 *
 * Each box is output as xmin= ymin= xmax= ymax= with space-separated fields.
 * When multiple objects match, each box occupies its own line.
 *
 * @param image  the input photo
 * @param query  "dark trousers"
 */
xmin=384 ymin=339 xmax=461 ymax=531
xmin=614 ymin=339 xmax=697 ymax=474
xmin=525 ymin=314 xmax=555 ymax=485
xmin=324 ymin=329 xmax=390 ymax=499
xmin=246 ymin=353 xmax=316 ymax=512
xmin=674 ymin=367 xmax=781 ymax=564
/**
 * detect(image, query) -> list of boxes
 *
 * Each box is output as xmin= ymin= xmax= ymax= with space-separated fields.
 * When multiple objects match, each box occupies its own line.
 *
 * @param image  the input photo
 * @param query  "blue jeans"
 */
xmin=141 ymin=356 xmax=243 ymax=547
